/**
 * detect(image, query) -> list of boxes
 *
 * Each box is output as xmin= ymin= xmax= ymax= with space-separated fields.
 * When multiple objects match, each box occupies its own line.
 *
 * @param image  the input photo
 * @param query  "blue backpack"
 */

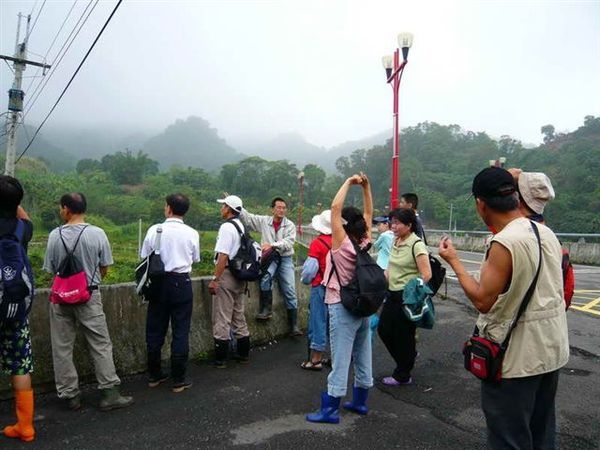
xmin=0 ymin=220 xmax=34 ymax=325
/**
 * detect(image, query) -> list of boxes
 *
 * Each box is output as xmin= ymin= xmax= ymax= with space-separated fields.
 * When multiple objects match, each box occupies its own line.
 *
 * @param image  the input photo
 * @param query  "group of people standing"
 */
xmin=0 ymin=164 xmax=570 ymax=449
xmin=300 ymin=168 xmax=569 ymax=450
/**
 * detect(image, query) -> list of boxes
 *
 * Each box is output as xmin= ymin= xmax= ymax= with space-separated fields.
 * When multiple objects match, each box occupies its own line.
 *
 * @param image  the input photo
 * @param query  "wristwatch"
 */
xmin=211 ymin=276 xmax=220 ymax=282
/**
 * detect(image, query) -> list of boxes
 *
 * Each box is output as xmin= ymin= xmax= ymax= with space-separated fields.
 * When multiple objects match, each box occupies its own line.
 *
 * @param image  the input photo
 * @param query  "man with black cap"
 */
xmin=439 ymin=167 xmax=569 ymax=450
xmin=209 ymin=195 xmax=251 ymax=368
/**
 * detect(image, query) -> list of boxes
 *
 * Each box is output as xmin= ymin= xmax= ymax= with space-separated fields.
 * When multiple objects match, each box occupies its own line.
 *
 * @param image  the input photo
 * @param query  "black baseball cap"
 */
xmin=472 ymin=167 xmax=516 ymax=199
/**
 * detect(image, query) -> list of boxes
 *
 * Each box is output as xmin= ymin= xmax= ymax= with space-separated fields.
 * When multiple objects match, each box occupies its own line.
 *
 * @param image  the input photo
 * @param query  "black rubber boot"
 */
xmin=287 ymin=308 xmax=303 ymax=336
xmin=236 ymin=336 xmax=250 ymax=363
xmin=147 ymin=350 xmax=167 ymax=388
xmin=214 ymin=339 xmax=229 ymax=368
xmin=256 ymin=291 xmax=273 ymax=321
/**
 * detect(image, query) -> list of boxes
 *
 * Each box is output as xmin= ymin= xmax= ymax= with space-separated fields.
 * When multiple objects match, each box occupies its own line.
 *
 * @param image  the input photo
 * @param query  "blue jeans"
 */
xmin=260 ymin=255 xmax=298 ymax=310
xmin=327 ymin=303 xmax=373 ymax=397
xmin=308 ymin=285 xmax=328 ymax=352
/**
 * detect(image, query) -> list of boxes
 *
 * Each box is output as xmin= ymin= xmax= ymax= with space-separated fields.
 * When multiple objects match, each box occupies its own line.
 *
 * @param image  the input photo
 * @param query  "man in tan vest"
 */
xmin=439 ymin=167 xmax=569 ymax=449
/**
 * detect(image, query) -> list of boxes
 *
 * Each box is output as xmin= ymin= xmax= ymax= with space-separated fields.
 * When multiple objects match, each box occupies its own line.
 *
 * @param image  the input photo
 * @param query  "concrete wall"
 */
xmin=1 ymin=276 xmax=309 ymax=397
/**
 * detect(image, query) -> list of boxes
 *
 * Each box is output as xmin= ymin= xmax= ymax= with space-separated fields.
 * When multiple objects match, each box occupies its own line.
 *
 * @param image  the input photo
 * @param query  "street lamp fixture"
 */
xmin=382 ymin=32 xmax=413 ymax=209
xmin=398 ymin=32 xmax=414 ymax=61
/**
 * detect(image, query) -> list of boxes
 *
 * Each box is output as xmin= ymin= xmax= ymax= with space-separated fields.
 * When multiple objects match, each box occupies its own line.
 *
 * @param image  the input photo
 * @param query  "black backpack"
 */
xmin=227 ymin=220 xmax=262 ymax=281
xmin=411 ymin=239 xmax=446 ymax=295
xmin=329 ymin=241 xmax=388 ymax=317
xmin=0 ymin=220 xmax=34 ymax=325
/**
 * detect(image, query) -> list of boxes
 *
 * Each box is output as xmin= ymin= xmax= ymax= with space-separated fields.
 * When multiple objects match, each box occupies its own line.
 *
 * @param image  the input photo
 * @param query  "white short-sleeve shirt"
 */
xmin=141 ymin=218 xmax=200 ymax=273
xmin=214 ymin=218 xmax=244 ymax=261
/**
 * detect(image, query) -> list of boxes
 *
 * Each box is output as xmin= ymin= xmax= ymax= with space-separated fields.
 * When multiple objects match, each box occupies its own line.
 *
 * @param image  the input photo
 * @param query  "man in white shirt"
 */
xmin=141 ymin=194 xmax=200 ymax=393
xmin=209 ymin=195 xmax=250 ymax=368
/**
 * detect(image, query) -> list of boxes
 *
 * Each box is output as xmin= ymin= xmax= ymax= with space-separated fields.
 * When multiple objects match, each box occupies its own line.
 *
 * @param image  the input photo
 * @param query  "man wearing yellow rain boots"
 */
xmin=0 ymin=175 xmax=36 ymax=442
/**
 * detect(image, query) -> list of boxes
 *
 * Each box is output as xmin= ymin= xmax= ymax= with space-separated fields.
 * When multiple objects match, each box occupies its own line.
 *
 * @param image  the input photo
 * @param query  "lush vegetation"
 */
xmin=8 ymin=115 xmax=599 ymax=285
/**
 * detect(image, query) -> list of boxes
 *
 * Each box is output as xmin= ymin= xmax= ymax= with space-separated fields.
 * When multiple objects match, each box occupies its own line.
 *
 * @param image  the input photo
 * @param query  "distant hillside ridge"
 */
xmin=142 ymin=116 xmax=244 ymax=171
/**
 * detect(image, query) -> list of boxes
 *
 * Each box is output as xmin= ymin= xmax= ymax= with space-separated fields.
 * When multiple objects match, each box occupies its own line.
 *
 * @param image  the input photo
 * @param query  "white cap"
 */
xmin=217 ymin=195 xmax=243 ymax=213
xmin=518 ymin=172 xmax=555 ymax=214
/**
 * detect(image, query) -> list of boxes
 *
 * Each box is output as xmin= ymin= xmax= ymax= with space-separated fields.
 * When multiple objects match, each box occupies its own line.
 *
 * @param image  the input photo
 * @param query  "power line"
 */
xmin=25 ymin=0 xmax=47 ymax=42
xmin=23 ymin=0 xmax=97 ymax=117
xmin=23 ymin=0 xmax=78 ymax=94
xmin=16 ymin=0 xmax=123 ymax=164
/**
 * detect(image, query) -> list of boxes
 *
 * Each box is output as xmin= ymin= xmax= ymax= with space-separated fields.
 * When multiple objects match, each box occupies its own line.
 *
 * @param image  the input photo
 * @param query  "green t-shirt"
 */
xmin=387 ymin=232 xmax=428 ymax=291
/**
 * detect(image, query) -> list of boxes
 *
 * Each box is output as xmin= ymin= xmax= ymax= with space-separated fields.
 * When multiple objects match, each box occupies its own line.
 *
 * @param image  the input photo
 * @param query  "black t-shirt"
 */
xmin=0 ymin=218 xmax=33 ymax=249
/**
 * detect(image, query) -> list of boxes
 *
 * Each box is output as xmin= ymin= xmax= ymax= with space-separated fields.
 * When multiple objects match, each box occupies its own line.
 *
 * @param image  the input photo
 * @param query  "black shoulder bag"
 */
xmin=463 ymin=221 xmax=542 ymax=382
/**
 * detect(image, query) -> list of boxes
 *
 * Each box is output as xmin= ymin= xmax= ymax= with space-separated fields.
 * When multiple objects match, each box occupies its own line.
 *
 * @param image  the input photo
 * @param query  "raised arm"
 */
xmin=239 ymin=208 xmax=266 ymax=232
xmin=331 ymin=174 xmax=363 ymax=250
xmin=360 ymin=173 xmax=373 ymax=240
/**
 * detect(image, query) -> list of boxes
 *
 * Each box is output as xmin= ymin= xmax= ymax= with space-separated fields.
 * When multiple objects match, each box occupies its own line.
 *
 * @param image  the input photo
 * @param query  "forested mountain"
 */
xmin=8 ymin=115 xmax=599 ymax=235
xmin=41 ymin=126 xmax=150 ymax=162
xmin=142 ymin=116 xmax=244 ymax=171
xmin=0 ymin=125 xmax=76 ymax=172
xmin=335 ymin=117 xmax=600 ymax=232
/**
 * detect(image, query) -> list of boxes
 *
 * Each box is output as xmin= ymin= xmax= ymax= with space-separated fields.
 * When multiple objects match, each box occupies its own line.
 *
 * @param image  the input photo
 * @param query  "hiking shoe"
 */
xmin=172 ymin=380 xmax=193 ymax=393
xmin=98 ymin=387 xmax=134 ymax=411
xmin=64 ymin=394 xmax=82 ymax=411
xmin=148 ymin=373 xmax=168 ymax=388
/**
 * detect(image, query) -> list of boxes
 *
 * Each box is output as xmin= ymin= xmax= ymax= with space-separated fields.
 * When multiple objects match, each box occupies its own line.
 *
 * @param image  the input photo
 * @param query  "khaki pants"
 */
xmin=49 ymin=291 xmax=120 ymax=399
xmin=212 ymin=270 xmax=249 ymax=341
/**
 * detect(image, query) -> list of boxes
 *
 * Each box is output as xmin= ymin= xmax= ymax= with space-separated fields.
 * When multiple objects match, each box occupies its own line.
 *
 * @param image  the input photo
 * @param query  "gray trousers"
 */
xmin=49 ymin=292 xmax=120 ymax=399
xmin=481 ymin=370 xmax=560 ymax=450
xmin=212 ymin=269 xmax=249 ymax=341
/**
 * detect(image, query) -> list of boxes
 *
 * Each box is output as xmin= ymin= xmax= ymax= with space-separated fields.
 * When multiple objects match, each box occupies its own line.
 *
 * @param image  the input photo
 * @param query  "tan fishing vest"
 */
xmin=476 ymin=218 xmax=569 ymax=378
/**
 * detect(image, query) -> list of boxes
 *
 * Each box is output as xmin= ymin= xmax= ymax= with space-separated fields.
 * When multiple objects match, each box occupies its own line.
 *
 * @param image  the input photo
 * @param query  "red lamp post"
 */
xmin=297 ymin=171 xmax=305 ymax=236
xmin=382 ymin=32 xmax=413 ymax=209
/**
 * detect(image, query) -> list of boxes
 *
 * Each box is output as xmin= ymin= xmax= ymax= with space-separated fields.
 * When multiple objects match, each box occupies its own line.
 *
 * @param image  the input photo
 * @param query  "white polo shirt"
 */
xmin=141 ymin=218 xmax=200 ymax=273
xmin=214 ymin=218 xmax=244 ymax=262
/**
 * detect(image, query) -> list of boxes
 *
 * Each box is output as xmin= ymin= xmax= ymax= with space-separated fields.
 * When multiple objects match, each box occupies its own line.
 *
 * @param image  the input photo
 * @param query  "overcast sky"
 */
xmin=1 ymin=0 xmax=599 ymax=148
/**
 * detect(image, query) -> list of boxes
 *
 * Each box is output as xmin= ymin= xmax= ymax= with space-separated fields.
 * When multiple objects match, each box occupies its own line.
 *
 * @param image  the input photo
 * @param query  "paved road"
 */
xmin=436 ymin=248 xmax=600 ymax=316
xmin=1 ymin=283 xmax=598 ymax=449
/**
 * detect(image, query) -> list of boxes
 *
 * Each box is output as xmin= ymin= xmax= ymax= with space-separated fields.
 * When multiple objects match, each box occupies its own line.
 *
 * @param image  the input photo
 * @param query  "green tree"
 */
xmin=100 ymin=150 xmax=159 ymax=185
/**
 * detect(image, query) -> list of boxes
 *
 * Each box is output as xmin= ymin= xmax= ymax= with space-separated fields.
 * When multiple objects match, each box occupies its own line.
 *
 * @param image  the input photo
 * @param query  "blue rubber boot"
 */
xmin=343 ymin=386 xmax=369 ymax=415
xmin=306 ymin=392 xmax=340 ymax=424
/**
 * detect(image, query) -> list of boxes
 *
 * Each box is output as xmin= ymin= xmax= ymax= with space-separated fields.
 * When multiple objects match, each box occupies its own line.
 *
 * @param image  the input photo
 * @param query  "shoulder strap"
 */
xmin=411 ymin=238 xmax=427 ymax=263
xmin=317 ymin=236 xmax=331 ymax=250
xmin=326 ymin=250 xmax=341 ymax=286
xmin=499 ymin=221 xmax=542 ymax=350
xmin=13 ymin=219 xmax=26 ymax=243
xmin=59 ymin=225 xmax=89 ymax=255
xmin=227 ymin=219 xmax=244 ymax=237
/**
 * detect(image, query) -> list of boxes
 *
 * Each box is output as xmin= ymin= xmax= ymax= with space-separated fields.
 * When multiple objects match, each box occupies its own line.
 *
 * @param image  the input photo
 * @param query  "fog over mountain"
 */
xmin=18 ymin=116 xmax=391 ymax=173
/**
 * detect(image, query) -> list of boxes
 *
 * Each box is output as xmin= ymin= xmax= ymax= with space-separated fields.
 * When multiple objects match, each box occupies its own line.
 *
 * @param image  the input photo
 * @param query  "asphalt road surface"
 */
xmin=1 ymin=276 xmax=598 ymax=449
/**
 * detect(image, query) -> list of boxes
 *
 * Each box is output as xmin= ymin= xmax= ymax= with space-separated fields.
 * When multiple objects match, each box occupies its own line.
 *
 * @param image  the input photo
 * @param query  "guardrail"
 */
xmin=427 ymin=229 xmax=600 ymax=241
xmin=297 ymin=227 xmax=600 ymax=265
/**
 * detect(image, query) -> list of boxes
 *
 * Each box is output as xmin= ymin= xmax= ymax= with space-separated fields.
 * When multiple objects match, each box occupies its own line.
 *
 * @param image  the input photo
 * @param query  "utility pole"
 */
xmin=2 ymin=13 xmax=51 ymax=176
xmin=448 ymin=203 xmax=453 ymax=232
